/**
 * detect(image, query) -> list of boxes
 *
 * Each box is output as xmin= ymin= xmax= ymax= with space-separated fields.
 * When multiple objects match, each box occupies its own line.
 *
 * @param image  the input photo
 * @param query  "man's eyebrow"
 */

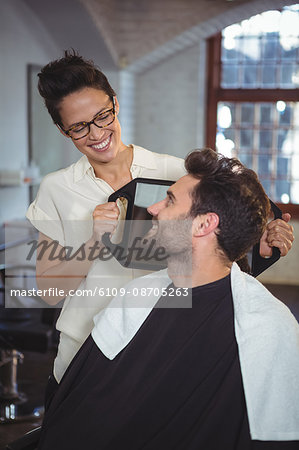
xmin=166 ymin=190 xmax=176 ymax=201
xmin=68 ymin=101 xmax=112 ymax=128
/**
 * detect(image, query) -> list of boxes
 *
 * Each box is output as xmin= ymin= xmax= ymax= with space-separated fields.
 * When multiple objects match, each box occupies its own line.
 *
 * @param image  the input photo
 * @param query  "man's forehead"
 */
xmin=171 ymin=174 xmax=198 ymax=195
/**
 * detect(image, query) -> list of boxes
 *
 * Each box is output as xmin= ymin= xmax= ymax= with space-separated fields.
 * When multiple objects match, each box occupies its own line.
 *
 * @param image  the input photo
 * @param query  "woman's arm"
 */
xmin=35 ymin=202 xmax=119 ymax=305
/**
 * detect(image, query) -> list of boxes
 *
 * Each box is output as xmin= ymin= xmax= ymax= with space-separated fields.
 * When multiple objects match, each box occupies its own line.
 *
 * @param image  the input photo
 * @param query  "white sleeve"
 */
xmin=26 ymin=174 xmax=65 ymax=245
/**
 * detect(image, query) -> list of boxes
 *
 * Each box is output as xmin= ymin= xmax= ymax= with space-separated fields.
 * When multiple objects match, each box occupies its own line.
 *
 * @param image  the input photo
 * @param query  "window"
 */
xmin=206 ymin=5 xmax=299 ymax=216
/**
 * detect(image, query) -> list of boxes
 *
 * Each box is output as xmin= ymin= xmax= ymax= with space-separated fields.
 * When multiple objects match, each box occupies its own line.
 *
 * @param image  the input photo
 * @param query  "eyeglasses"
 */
xmin=62 ymin=97 xmax=116 ymax=140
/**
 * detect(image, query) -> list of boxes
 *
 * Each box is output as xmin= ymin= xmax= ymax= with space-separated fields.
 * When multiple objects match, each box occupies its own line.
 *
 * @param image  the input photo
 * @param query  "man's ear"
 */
xmin=192 ymin=213 xmax=219 ymax=237
xmin=56 ymin=124 xmax=70 ymax=138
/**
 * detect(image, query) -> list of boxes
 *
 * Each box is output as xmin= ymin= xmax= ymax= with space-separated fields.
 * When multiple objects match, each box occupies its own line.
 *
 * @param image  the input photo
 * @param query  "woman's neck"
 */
xmin=90 ymin=144 xmax=133 ymax=190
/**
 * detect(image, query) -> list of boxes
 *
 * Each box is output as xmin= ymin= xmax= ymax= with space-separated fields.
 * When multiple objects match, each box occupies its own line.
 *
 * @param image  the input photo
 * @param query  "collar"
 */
xmin=73 ymin=145 xmax=158 ymax=183
xmin=73 ymin=155 xmax=93 ymax=183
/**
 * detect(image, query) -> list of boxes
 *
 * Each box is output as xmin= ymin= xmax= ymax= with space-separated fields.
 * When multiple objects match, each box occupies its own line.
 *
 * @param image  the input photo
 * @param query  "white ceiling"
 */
xmin=81 ymin=0 xmax=254 ymax=66
xmin=25 ymin=0 xmax=293 ymax=70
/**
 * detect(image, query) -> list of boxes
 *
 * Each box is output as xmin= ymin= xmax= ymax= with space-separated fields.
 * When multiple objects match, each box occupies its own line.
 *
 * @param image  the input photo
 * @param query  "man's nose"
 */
xmin=147 ymin=199 xmax=164 ymax=216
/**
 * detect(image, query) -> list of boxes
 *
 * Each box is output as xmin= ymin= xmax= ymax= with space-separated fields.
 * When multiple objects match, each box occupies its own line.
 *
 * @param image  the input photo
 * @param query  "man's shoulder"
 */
xmin=233 ymin=266 xmax=299 ymax=441
xmin=232 ymin=263 xmax=299 ymax=340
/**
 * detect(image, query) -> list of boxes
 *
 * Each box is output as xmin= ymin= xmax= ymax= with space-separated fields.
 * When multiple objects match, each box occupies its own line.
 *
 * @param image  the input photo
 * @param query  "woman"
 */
xmin=26 ymin=50 xmax=294 ymax=387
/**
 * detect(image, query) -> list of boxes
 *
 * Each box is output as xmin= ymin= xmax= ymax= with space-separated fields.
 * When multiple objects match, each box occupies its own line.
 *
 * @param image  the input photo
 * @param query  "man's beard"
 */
xmin=157 ymin=215 xmax=191 ymax=251
xmin=134 ymin=214 xmax=193 ymax=283
xmin=144 ymin=214 xmax=193 ymax=264
xmin=157 ymin=214 xmax=193 ymax=281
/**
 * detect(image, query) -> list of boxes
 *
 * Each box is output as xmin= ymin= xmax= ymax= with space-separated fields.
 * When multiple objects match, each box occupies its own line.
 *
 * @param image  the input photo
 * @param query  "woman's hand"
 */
xmin=259 ymin=213 xmax=294 ymax=257
xmin=34 ymin=202 xmax=119 ymax=304
xmin=92 ymin=202 xmax=120 ymax=243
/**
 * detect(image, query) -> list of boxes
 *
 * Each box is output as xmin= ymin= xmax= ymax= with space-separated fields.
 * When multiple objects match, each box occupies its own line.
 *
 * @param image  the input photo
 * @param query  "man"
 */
xmin=38 ymin=149 xmax=299 ymax=450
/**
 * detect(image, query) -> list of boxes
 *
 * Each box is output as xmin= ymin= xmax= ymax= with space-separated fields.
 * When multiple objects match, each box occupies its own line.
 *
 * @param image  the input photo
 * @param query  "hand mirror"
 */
xmin=102 ymin=177 xmax=282 ymax=277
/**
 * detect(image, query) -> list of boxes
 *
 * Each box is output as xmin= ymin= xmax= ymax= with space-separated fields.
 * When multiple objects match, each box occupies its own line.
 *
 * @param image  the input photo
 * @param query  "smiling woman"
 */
xmin=57 ymin=87 xmax=126 ymax=168
xmin=25 ymin=50 xmax=186 ymax=387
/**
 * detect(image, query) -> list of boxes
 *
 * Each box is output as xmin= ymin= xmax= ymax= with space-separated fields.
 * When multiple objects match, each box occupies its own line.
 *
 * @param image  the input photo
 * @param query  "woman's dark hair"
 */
xmin=185 ymin=148 xmax=270 ymax=263
xmin=38 ymin=49 xmax=116 ymax=127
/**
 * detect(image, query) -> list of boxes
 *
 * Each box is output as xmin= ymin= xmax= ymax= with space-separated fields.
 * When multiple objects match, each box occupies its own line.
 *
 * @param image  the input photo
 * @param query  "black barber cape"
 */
xmin=38 ymin=275 xmax=299 ymax=450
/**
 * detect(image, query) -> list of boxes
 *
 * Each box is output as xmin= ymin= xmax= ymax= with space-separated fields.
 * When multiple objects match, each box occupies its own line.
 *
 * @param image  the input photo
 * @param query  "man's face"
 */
xmin=146 ymin=175 xmax=198 ymax=255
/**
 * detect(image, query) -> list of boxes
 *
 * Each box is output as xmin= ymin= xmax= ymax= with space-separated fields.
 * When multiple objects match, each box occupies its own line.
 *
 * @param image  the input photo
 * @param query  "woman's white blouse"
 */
xmin=26 ymin=145 xmax=186 ymax=381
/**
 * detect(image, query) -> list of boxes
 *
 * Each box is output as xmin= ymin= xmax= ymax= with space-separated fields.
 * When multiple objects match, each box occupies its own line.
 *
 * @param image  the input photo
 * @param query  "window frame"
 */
xmin=206 ymin=32 xmax=299 ymax=219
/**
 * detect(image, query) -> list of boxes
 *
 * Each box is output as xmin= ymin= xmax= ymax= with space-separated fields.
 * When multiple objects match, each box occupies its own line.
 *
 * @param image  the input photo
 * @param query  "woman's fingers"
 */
xmin=92 ymin=202 xmax=120 ymax=241
xmin=259 ymin=216 xmax=294 ymax=257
